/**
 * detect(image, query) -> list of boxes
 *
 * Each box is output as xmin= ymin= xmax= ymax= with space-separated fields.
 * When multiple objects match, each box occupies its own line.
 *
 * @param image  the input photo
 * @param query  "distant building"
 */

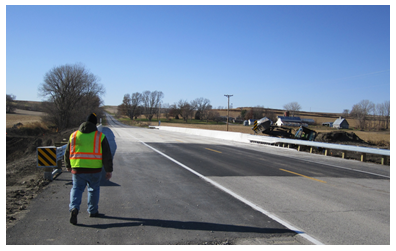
xmin=275 ymin=116 xmax=308 ymax=127
xmin=302 ymin=118 xmax=315 ymax=125
xmin=333 ymin=117 xmax=349 ymax=129
xmin=322 ymin=122 xmax=334 ymax=127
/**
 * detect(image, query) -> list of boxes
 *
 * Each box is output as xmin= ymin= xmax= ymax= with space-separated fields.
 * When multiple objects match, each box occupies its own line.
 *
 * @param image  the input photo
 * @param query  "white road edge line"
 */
xmin=139 ymin=140 xmax=324 ymax=245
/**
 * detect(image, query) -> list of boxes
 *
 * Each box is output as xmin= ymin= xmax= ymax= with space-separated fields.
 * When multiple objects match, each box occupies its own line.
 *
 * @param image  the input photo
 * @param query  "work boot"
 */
xmin=70 ymin=208 xmax=78 ymax=225
xmin=89 ymin=211 xmax=101 ymax=217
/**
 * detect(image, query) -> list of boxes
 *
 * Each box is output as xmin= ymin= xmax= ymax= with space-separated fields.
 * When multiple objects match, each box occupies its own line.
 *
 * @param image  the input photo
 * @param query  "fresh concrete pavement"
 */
xmin=6 ymin=114 xmax=390 ymax=244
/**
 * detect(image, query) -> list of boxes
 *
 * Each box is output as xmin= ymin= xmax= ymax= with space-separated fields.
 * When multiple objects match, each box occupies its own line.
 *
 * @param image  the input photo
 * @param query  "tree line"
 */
xmin=117 ymin=94 xmax=219 ymax=123
xmin=118 ymin=95 xmax=290 ymax=124
xmin=348 ymin=100 xmax=390 ymax=130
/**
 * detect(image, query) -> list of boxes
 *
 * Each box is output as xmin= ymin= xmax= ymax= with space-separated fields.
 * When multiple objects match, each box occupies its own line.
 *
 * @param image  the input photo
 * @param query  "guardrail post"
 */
xmin=342 ymin=152 xmax=347 ymax=159
xmin=381 ymin=156 xmax=388 ymax=165
xmin=361 ymin=153 xmax=367 ymax=162
xmin=324 ymin=149 xmax=328 ymax=156
xmin=44 ymin=168 xmax=53 ymax=180
xmin=310 ymin=147 xmax=313 ymax=153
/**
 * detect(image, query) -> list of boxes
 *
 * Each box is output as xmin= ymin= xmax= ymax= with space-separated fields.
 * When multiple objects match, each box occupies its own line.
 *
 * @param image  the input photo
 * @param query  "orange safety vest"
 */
xmin=69 ymin=130 xmax=105 ymax=168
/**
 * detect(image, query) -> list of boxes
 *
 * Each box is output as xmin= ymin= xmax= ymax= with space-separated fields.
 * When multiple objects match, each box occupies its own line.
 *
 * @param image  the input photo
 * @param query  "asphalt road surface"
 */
xmin=6 ymin=114 xmax=390 ymax=245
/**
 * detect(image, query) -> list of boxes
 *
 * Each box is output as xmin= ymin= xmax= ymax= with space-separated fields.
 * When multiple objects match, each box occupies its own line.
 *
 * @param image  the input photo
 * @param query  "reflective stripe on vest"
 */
xmin=69 ymin=130 xmax=104 ymax=168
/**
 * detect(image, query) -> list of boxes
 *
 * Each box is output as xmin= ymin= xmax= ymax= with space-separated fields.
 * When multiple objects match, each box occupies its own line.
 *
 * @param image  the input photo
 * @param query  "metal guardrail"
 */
xmin=51 ymin=144 xmax=68 ymax=177
xmin=248 ymin=135 xmax=390 ymax=164
xmin=248 ymin=135 xmax=390 ymax=156
xmin=56 ymin=144 xmax=67 ymax=160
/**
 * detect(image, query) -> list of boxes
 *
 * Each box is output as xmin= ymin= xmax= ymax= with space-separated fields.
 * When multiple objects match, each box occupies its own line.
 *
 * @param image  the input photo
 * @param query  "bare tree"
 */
xmin=6 ymin=94 xmax=17 ymax=113
xmin=350 ymin=99 xmax=375 ymax=130
xmin=120 ymin=94 xmax=131 ymax=117
xmin=283 ymin=102 xmax=301 ymax=117
xmin=208 ymin=110 xmax=221 ymax=124
xmin=342 ymin=109 xmax=350 ymax=118
xmin=178 ymin=99 xmax=195 ymax=122
xmin=372 ymin=101 xmax=390 ymax=130
xmin=191 ymin=97 xmax=212 ymax=121
xmin=169 ymin=103 xmax=180 ymax=119
xmin=119 ymin=92 xmax=143 ymax=120
xmin=142 ymin=90 xmax=164 ymax=121
xmin=161 ymin=103 xmax=171 ymax=120
xmin=384 ymin=100 xmax=390 ymax=129
xmin=38 ymin=63 xmax=105 ymax=129
xmin=374 ymin=103 xmax=384 ymax=130
xmin=200 ymin=103 xmax=213 ymax=122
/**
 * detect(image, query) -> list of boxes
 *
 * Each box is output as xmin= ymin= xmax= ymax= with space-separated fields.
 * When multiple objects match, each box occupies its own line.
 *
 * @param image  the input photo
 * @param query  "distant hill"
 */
xmin=14 ymin=100 xmax=43 ymax=112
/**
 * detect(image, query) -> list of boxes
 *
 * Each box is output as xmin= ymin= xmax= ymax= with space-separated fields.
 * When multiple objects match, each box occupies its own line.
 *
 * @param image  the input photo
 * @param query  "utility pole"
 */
xmin=224 ymin=95 xmax=233 ymax=131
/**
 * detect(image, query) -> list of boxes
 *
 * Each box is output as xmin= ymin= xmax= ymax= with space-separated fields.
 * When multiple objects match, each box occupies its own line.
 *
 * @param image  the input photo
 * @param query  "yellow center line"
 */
xmin=205 ymin=148 xmax=222 ymax=154
xmin=279 ymin=168 xmax=327 ymax=183
xmin=175 ymin=139 xmax=184 ymax=143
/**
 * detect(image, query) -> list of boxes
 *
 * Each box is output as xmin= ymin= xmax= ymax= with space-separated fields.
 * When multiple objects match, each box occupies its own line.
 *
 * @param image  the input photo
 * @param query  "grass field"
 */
xmin=6 ymin=109 xmax=46 ymax=128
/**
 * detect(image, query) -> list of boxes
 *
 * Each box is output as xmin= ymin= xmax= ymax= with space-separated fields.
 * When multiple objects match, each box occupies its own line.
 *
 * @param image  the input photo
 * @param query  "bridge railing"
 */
xmin=151 ymin=126 xmax=390 ymax=165
xmin=248 ymin=134 xmax=390 ymax=164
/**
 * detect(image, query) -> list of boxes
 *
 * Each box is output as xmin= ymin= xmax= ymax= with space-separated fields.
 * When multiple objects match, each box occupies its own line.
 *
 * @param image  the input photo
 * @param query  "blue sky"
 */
xmin=6 ymin=3 xmax=391 ymax=113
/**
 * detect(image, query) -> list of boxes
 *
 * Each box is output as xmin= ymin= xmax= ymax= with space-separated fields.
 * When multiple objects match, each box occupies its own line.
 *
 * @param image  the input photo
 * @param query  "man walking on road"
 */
xmin=64 ymin=113 xmax=113 ymax=225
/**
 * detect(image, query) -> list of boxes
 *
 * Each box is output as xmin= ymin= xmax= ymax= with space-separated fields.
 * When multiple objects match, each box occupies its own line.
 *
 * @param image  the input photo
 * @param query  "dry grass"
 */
xmin=352 ymin=131 xmax=390 ymax=145
xmin=6 ymin=109 xmax=45 ymax=128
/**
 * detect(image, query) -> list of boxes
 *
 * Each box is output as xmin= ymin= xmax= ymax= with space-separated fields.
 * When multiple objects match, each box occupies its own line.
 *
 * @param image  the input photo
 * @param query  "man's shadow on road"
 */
xmin=76 ymin=215 xmax=296 ymax=234
xmin=100 ymin=127 xmax=118 ymax=186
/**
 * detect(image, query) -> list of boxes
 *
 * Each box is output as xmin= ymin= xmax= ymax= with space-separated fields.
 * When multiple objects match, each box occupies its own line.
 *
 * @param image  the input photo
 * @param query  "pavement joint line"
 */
xmin=281 ymin=156 xmax=390 ymax=179
xmin=279 ymin=168 xmax=327 ymax=183
xmin=138 ymin=139 xmax=325 ymax=245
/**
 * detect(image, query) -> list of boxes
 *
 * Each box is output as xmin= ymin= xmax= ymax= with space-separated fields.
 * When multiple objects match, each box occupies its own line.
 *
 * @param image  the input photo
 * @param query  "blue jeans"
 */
xmin=69 ymin=172 xmax=102 ymax=214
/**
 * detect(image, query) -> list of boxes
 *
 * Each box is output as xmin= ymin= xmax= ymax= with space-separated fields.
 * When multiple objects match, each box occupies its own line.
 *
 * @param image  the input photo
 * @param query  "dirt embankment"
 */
xmin=315 ymin=131 xmax=370 ymax=146
xmin=6 ymin=124 xmax=77 ymax=229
